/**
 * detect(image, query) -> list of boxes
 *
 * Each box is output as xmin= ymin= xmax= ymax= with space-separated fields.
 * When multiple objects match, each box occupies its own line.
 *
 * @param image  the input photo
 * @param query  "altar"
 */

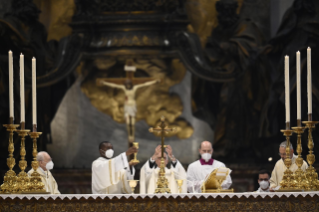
xmin=1 ymin=192 xmax=319 ymax=212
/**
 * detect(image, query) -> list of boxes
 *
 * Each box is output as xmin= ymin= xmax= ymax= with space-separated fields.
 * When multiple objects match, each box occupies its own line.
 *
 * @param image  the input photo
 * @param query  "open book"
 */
xmin=202 ymin=167 xmax=232 ymax=192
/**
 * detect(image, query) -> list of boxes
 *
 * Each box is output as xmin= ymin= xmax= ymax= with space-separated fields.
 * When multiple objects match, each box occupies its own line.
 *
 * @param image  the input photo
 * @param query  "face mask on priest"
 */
xmin=38 ymin=152 xmax=54 ymax=171
xmin=199 ymin=141 xmax=213 ymax=162
xmin=99 ymin=142 xmax=114 ymax=159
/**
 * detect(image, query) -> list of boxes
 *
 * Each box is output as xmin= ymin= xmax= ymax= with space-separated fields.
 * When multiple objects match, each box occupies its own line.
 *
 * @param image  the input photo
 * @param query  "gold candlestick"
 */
xmin=128 ymin=180 xmax=139 ymax=194
xmin=149 ymin=116 xmax=174 ymax=194
xmin=302 ymin=120 xmax=319 ymax=191
xmin=278 ymin=129 xmax=299 ymax=191
xmin=0 ymin=118 xmax=19 ymax=194
xmin=292 ymin=126 xmax=309 ymax=190
xmin=16 ymin=123 xmax=30 ymax=193
xmin=130 ymin=142 xmax=140 ymax=163
xmin=176 ymin=179 xmax=184 ymax=193
xmin=27 ymin=131 xmax=46 ymax=193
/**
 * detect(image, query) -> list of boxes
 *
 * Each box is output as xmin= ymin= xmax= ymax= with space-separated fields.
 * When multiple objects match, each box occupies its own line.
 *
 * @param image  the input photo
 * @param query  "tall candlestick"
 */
xmin=285 ymin=55 xmax=290 ymax=128
xmin=296 ymin=51 xmax=301 ymax=124
xmin=9 ymin=50 xmax=14 ymax=120
xmin=32 ymin=57 xmax=37 ymax=131
xmin=20 ymin=53 xmax=25 ymax=125
xmin=307 ymin=47 xmax=312 ymax=120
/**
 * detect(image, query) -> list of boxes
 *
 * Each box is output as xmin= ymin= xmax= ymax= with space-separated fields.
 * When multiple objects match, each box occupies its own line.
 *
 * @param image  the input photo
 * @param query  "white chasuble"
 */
xmin=187 ymin=159 xmax=232 ymax=193
xmin=92 ymin=153 xmax=134 ymax=194
xmin=269 ymin=154 xmax=308 ymax=189
xmin=140 ymin=160 xmax=187 ymax=194
xmin=28 ymin=167 xmax=60 ymax=194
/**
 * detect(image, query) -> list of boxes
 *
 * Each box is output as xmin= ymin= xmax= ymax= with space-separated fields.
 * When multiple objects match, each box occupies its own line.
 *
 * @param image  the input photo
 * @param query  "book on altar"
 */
xmin=201 ymin=167 xmax=230 ymax=190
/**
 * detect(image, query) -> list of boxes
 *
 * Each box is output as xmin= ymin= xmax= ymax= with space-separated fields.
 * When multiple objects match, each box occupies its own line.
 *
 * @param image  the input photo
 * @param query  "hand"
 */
xmin=165 ymin=145 xmax=173 ymax=158
xmin=152 ymin=145 xmax=162 ymax=160
xmin=269 ymin=187 xmax=275 ymax=192
xmin=129 ymin=161 xmax=139 ymax=166
xmin=126 ymin=146 xmax=138 ymax=156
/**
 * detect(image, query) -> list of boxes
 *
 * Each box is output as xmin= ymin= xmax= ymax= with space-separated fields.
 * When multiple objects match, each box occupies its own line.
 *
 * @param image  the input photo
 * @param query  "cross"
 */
xmin=96 ymin=59 xmax=159 ymax=148
xmin=149 ymin=116 xmax=174 ymax=158
xmin=96 ymin=60 xmax=156 ymax=87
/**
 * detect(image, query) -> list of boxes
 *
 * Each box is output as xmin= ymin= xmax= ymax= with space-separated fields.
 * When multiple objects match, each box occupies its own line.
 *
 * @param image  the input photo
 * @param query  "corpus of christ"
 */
xmin=1 ymin=0 xmax=319 ymax=211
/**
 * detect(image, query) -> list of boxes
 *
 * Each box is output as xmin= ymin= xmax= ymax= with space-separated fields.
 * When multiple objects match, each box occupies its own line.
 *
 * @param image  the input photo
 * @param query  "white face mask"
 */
xmin=201 ymin=153 xmax=212 ymax=162
xmin=259 ymin=180 xmax=269 ymax=190
xmin=46 ymin=161 xmax=54 ymax=170
xmin=105 ymin=149 xmax=114 ymax=158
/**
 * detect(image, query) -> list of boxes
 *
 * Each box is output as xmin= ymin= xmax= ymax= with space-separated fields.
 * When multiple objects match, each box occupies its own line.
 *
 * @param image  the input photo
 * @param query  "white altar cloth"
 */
xmin=1 ymin=191 xmax=319 ymax=200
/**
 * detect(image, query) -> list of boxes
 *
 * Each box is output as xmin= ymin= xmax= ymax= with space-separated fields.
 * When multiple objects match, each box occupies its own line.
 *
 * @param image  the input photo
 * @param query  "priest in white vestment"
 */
xmin=28 ymin=151 xmax=60 ymax=194
xmin=92 ymin=141 xmax=138 ymax=194
xmin=140 ymin=145 xmax=187 ymax=194
xmin=187 ymin=141 xmax=232 ymax=193
xmin=269 ymin=141 xmax=308 ymax=191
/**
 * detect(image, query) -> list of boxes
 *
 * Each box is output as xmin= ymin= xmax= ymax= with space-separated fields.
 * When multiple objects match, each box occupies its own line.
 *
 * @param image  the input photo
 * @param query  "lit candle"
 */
xmin=285 ymin=55 xmax=290 ymax=127
xmin=9 ymin=51 xmax=14 ymax=120
xmin=307 ymin=47 xmax=312 ymax=119
xmin=20 ymin=53 xmax=25 ymax=124
xmin=32 ymin=57 xmax=37 ymax=130
xmin=296 ymin=51 xmax=301 ymax=123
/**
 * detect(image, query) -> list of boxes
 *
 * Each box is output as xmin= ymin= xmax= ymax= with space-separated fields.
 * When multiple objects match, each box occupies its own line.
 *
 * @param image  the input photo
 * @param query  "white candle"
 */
xmin=9 ymin=51 xmax=14 ymax=119
xmin=285 ymin=55 xmax=290 ymax=124
xmin=307 ymin=47 xmax=312 ymax=115
xmin=32 ymin=57 xmax=37 ymax=127
xmin=296 ymin=51 xmax=301 ymax=120
xmin=20 ymin=53 xmax=25 ymax=123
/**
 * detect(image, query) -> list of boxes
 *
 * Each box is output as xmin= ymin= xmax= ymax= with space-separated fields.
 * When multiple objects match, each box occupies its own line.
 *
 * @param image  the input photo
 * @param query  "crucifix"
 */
xmin=149 ymin=116 xmax=174 ymax=193
xmin=96 ymin=60 xmax=160 ymax=146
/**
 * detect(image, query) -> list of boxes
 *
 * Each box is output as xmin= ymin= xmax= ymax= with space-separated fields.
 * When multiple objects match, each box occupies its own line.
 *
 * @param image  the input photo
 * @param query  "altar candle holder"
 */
xmin=27 ymin=128 xmax=46 ymax=193
xmin=292 ymin=126 xmax=309 ymax=190
xmin=278 ymin=128 xmax=299 ymax=191
xmin=15 ymin=122 xmax=30 ymax=193
xmin=0 ymin=118 xmax=19 ymax=193
xmin=302 ymin=119 xmax=319 ymax=191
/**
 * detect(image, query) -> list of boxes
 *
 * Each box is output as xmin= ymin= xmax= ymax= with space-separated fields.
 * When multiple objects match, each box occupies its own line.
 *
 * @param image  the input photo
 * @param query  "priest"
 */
xmin=28 ymin=151 xmax=60 ymax=194
xmin=269 ymin=141 xmax=308 ymax=191
xmin=140 ymin=145 xmax=187 ymax=194
xmin=92 ymin=141 xmax=138 ymax=194
xmin=187 ymin=141 xmax=232 ymax=193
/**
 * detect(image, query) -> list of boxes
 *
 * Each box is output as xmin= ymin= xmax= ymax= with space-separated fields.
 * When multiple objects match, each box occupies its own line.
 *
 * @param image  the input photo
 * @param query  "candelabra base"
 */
xmin=0 ymin=123 xmax=20 ymax=194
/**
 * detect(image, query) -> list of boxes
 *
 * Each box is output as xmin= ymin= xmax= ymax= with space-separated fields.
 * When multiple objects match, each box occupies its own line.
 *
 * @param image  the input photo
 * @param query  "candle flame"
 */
xmin=308 ymin=47 xmax=311 ymax=49
xmin=9 ymin=50 xmax=12 ymax=53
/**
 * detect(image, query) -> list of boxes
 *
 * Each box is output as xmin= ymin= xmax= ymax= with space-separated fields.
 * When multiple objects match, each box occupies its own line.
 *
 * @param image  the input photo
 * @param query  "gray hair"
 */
xmin=36 ymin=151 xmax=48 ymax=161
xmin=279 ymin=141 xmax=293 ymax=150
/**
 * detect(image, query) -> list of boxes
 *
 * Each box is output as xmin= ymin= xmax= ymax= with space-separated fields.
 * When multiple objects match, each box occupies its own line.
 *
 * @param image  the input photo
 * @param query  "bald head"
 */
xmin=199 ymin=141 xmax=213 ymax=155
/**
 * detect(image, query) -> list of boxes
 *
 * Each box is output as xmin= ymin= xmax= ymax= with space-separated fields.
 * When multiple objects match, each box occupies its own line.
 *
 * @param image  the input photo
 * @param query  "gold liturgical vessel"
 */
xmin=176 ymin=179 xmax=184 ymax=193
xmin=128 ymin=180 xmax=139 ymax=194
xmin=303 ymin=119 xmax=319 ymax=191
xmin=149 ymin=116 xmax=174 ymax=194
xmin=0 ymin=118 xmax=19 ymax=193
xmin=130 ymin=142 xmax=140 ymax=164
